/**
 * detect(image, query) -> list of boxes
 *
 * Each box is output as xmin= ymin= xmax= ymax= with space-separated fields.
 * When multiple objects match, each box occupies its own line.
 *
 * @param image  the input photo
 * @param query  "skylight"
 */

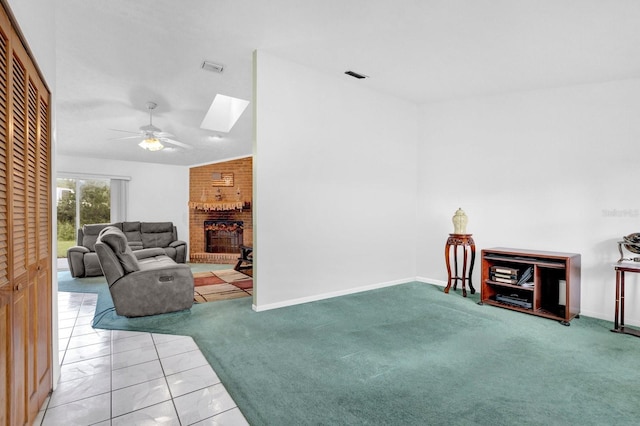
xmin=200 ymin=94 xmax=250 ymax=133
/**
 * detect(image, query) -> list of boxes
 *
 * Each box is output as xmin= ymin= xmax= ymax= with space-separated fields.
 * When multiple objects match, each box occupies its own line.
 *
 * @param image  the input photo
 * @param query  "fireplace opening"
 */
xmin=204 ymin=220 xmax=244 ymax=253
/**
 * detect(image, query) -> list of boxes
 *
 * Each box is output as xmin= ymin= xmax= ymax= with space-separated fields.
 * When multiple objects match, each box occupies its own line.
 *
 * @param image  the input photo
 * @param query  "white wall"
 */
xmin=6 ymin=0 xmax=55 ymax=83
xmin=417 ymin=78 xmax=640 ymax=324
xmin=254 ymin=51 xmax=418 ymax=310
xmin=57 ymin=155 xmax=190 ymax=243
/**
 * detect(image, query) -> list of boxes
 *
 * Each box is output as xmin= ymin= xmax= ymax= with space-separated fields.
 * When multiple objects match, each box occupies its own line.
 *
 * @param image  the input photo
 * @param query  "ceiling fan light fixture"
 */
xmin=139 ymin=137 xmax=164 ymax=151
xmin=110 ymin=101 xmax=191 ymax=151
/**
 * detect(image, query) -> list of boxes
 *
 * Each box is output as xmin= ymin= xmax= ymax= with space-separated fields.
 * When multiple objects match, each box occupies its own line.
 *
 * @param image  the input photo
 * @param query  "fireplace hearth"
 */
xmin=204 ymin=220 xmax=243 ymax=253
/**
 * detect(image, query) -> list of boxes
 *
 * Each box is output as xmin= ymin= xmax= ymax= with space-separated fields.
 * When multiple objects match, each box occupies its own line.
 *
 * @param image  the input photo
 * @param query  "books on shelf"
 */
xmin=490 ymin=266 xmax=517 ymax=284
xmin=491 ymin=266 xmax=518 ymax=276
xmin=493 ymin=276 xmax=518 ymax=284
xmin=489 ymin=265 xmax=534 ymax=287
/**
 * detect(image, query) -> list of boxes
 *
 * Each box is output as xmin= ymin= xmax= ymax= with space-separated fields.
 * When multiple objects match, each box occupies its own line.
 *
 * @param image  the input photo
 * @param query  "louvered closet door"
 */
xmin=0 ymin=5 xmax=9 ymax=423
xmin=10 ymin=31 xmax=51 ymax=425
xmin=10 ymin=36 xmax=29 ymax=426
xmin=1 ymin=3 xmax=52 ymax=424
xmin=9 ymin=34 xmax=29 ymax=424
xmin=33 ymin=82 xmax=51 ymax=418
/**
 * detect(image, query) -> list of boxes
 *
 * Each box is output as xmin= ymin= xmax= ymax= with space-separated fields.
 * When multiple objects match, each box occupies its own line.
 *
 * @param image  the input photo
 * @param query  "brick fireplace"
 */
xmin=189 ymin=157 xmax=252 ymax=263
xmin=204 ymin=220 xmax=244 ymax=253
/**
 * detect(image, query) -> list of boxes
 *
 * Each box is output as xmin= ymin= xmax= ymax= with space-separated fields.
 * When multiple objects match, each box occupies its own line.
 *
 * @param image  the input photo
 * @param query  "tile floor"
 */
xmin=34 ymin=291 xmax=249 ymax=425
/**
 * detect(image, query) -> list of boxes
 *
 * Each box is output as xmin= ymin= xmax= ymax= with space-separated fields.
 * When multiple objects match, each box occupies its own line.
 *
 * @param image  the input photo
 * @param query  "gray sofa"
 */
xmin=94 ymin=226 xmax=194 ymax=317
xmin=67 ymin=221 xmax=187 ymax=278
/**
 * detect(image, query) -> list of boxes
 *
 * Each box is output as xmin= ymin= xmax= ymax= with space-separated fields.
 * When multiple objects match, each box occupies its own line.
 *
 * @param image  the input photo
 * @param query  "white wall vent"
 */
xmin=202 ymin=61 xmax=224 ymax=73
xmin=345 ymin=70 xmax=368 ymax=79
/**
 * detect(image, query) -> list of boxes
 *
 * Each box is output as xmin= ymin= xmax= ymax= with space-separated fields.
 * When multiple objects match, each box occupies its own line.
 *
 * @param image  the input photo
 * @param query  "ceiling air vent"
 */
xmin=345 ymin=70 xmax=368 ymax=79
xmin=202 ymin=61 xmax=224 ymax=73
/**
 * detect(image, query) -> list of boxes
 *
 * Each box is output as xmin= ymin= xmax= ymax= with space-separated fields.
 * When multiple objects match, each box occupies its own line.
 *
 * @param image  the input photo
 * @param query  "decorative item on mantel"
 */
xmin=452 ymin=208 xmax=469 ymax=234
xmin=189 ymin=183 xmax=248 ymax=212
xmin=188 ymin=200 xmax=245 ymax=211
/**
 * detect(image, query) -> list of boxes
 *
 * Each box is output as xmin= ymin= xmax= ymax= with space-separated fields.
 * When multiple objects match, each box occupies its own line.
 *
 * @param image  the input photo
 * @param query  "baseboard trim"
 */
xmin=578 ymin=308 xmax=614 ymax=324
xmin=250 ymin=276 xmax=621 ymax=328
xmin=252 ymin=276 xmax=417 ymax=312
xmin=416 ymin=276 xmax=446 ymax=287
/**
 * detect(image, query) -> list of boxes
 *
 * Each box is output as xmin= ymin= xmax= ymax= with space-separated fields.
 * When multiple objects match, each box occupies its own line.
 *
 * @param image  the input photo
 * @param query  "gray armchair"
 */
xmin=94 ymin=226 xmax=194 ymax=317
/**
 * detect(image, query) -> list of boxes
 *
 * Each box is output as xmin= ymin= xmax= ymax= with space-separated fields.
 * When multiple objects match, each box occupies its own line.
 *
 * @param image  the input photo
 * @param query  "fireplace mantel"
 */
xmin=188 ymin=201 xmax=250 ymax=212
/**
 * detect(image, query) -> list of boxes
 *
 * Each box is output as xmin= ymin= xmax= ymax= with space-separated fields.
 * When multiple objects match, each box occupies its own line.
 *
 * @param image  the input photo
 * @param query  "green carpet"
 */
xmin=58 ymin=269 xmax=640 ymax=425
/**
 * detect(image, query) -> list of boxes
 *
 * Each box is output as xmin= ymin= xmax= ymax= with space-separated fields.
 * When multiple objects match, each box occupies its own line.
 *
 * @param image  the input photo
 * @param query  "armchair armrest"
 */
xmin=68 ymin=245 xmax=90 ymax=254
xmin=169 ymin=240 xmax=187 ymax=263
xmin=67 ymin=245 xmax=91 ymax=278
xmin=134 ymin=247 xmax=166 ymax=259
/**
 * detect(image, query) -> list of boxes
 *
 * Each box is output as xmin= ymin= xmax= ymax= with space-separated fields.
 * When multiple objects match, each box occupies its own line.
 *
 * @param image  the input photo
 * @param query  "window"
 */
xmin=56 ymin=174 xmax=129 ymax=257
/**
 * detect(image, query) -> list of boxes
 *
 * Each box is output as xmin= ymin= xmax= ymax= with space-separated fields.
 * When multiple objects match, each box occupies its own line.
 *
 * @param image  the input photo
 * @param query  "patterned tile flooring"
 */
xmin=34 ymin=291 xmax=249 ymax=425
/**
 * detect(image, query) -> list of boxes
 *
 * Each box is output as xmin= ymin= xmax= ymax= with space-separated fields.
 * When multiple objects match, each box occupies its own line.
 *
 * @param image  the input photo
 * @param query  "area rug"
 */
xmin=56 ymin=263 xmax=240 ymax=328
xmin=193 ymin=269 xmax=253 ymax=302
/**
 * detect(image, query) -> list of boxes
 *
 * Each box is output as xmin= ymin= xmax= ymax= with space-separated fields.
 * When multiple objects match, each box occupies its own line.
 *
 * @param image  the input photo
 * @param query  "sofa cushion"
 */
xmin=141 ymin=222 xmax=174 ymax=248
xmin=82 ymin=223 xmax=122 ymax=251
xmin=122 ymin=221 xmax=143 ymax=244
xmin=128 ymin=241 xmax=144 ymax=251
xmin=122 ymin=221 xmax=140 ymax=232
xmin=137 ymin=254 xmax=177 ymax=270
xmin=98 ymin=226 xmax=140 ymax=273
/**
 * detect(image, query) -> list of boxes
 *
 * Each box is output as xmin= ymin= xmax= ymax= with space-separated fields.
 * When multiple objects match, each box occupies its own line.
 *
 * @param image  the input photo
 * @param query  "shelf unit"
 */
xmin=480 ymin=248 xmax=581 ymax=325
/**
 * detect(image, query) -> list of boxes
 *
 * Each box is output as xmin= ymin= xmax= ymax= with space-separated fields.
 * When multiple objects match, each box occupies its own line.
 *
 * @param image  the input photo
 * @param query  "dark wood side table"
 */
xmin=444 ymin=233 xmax=476 ymax=297
xmin=234 ymin=245 xmax=253 ymax=272
xmin=612 ymin=262 xmax=640 ymax=337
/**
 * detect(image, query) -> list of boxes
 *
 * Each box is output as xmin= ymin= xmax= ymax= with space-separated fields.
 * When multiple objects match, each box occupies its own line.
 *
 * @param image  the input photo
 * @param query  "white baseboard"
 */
xmin=251 ymin=276 xmax=623 ymax=329
xmin=252 ymin=276 xmax=417 ymax=312
xmin=578 ymin=308 xmax=617 ymax=324
xmin=416 ymin=276 xmax=446 ymax=287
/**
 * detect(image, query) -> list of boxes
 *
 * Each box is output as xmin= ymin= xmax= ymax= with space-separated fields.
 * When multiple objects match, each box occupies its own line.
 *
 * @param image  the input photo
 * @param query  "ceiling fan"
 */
xmin=110 ymin=102 xmax=192 ymax=151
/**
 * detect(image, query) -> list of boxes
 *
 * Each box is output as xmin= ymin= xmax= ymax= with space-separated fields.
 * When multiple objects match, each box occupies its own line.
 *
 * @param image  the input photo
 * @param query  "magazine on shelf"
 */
xmin=517 ymin=267 xmax=533 ymax=286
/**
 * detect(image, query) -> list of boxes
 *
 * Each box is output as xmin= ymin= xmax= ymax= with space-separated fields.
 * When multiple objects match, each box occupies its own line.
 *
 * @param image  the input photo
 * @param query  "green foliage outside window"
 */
xmin=57 ymin=180 xmax=110 ymax=226
xmin=56 ymin=178 xmax=111 ymax=257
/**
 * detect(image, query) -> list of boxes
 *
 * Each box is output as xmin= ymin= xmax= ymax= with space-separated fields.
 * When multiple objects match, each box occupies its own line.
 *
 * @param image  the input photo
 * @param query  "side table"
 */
xmin=234 ymin=245 xmax=253 ymax=272
xmin=612 ymin=262 xmax=640 ymax=337
xmin=444 ymin=233 xmax=476 ymax=297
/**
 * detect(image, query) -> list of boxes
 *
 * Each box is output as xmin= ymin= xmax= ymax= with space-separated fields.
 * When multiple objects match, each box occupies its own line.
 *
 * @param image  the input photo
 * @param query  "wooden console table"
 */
xmin=480 ymin=248 xmax=580 ymax=325
xmin=444 ymin=234 xmax=476 ymax=297
xmin=612 ymin=262 xmax=640 ymax=337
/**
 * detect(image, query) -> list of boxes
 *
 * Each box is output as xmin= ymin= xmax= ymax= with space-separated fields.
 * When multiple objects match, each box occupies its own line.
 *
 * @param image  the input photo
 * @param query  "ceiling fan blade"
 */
xmin=155 ymin=131 xmax=174 ymax=138
xmin=109 ymin=128 xmax=141 ymax=135
xmin=140 ymin=124 xmax=162 ymax=133
xmin=109 ymin=135 xmax=145 ymax=141
xmin=160 ymin=138 xmax=193 ymax=150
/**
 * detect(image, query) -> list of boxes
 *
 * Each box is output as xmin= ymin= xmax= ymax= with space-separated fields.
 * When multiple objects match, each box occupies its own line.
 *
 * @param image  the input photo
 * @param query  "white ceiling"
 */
xmin=54 ymin=0 xmax=640 ymax=166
